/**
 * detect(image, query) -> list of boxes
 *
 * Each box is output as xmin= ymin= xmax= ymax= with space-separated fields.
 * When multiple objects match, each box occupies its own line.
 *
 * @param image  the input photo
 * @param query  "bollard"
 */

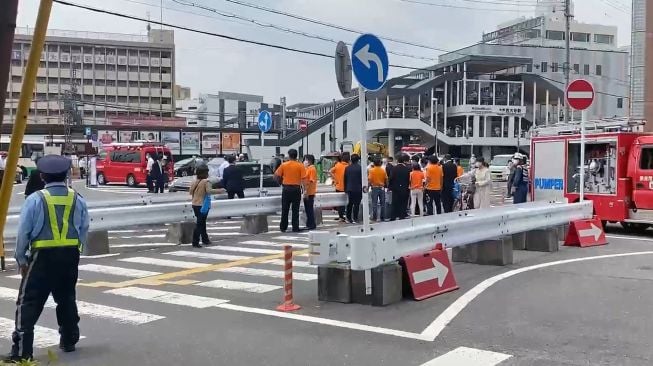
xmin=276 ymin=245 xmax=301 ymax=312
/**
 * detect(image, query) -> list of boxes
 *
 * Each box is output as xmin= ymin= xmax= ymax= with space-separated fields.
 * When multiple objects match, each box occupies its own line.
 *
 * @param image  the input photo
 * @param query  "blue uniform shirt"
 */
xmin=15 ymin=182 xmax=90 ymax=266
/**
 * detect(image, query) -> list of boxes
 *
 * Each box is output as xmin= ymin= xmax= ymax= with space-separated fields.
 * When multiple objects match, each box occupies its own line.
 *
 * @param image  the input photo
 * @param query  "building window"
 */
xmin=583 ymin=64 xmax=590 ymax=76
xmin=321 ymin=132 xmax=326 ymax=152
xmin=617 ymin=98 xmax=623 ymax=109
xmin=342 ymin=119 xmax=348 ymax=139
xmin=594 ymin=34 xmax=614 ymax=45
xmin=571 ymin=32 xmax=590 ymax=42
xmin=545 ymin=30 xmax=565 ymax=41
xmin=526 ymin=64 xmax=532 ymax=72
xmin=596 ymin=65 xmax=602 ymax=76
xmin=573 ymin=64 xmax=580 ymax=74
xmin=552 ymin=63 xmax=559 ymax=72
xmin=541 ymin=62 xmax=548 ymax=73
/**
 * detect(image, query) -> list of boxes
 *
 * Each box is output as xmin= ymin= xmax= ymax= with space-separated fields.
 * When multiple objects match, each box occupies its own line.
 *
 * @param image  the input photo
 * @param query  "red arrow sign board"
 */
xmin=564 ymin=217 xmax=608 ymax=247
xmin=400 ymin=248 xmax=458 ymax=300
xmin=299 ymin=120 xmax=308 ymax=131
xmin=566 ymin=79 xmax=595 ymax=111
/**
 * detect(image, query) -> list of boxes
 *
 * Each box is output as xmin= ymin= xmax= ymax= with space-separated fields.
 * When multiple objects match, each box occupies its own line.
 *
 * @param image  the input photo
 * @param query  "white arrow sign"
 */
xmin=354 ymin=44 xmax=384 ymax=82
xmin=578 ymin=223 xmax=602 ymax=241
xmin=412 ymin=258 xmax=449 ymax=287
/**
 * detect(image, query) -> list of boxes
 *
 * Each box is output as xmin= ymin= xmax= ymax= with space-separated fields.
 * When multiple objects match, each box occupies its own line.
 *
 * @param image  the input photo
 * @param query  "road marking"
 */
xmin=205 ymin=232 xmax=242 ymax=237
xmin=80 ymin=249 xmax=310 ymax=288
xmin=215 ymin=303 xmax=430 ymax=341
xmin=262 ymin=259 xmax=315 ymax=268
xmin=219 ymin=267 xmax=317 ymax=281
xmin=164 ymin=250 xmax=250 ymax=261
xmin=109 ymin=234 xmax=166 ymax=239
xmin=606 ymin=235 xmax=652 ymax=242
xmin=196 ymin=279 xmax=281 ymax=293
xmin=0 ymin=287 xmax=164 ymax=325
xmin=272 ymin=236 xmax=308 ymax=242
xmin=420 ymin=347 xmax=511 ymax=365
xmin=206 ymin=246 xmax=283 ymax=255
xmin=239 ymin=240 xmax=309 ymax=249
xmin=79 ymin=264 xmax=161 ymax=278
xmin=109 ymin=229 xmax=166 ymax=234
xmin=105 ymin=287 xmax=229 ymax=308
xmin=206 ymin=226 xmax=242 ymax=230
xmin=119 ymin=257 xmax=210 ymax=269
xmin=81 ymin=253 xmax=121 ymax=259
xmin=420 ymin=251 xmax=653 ymax=341
xmin=110 ymin=243 xmax=178 ymax=249
xmin=0 ymin=317 xmax=84 ymax=348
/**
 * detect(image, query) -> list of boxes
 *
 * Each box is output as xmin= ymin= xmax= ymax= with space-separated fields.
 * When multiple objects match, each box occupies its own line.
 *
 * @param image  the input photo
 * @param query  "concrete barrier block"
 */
xmin=473 ymin=237 xmax=513 ymax=266
xmin=452 ymin=245 xmax=474 ymax=263
xmin=314 ymin=208 xmax=323 ymax=227
xmin=240 ymin=215 xmax=268 ymax=234
xmin=165 ymin=222 xmax=194 ymax=244
xmin=512 ymin=232 xmax=526 ymax=250
xmin=557 ymin=224 xmax=569 ymax=242
xmin=525 ymin=228 xmax=559 ymax=252
xmin=83 ymin=230 xmax=109 ymax=256
xmin=318 ymin=263 xmax=351 ymax=303
xmin=351 ymin=262 xmax=403 ymax=306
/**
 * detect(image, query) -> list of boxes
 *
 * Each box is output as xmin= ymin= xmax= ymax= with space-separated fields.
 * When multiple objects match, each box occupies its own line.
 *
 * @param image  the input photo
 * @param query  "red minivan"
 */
xmin=96 ymin=143 xmax=174 ymax=187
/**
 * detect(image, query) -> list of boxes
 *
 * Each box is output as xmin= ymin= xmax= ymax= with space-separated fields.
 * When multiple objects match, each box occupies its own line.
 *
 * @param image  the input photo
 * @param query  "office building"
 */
xmin=631 ymin=0 xmax=653 ymax=129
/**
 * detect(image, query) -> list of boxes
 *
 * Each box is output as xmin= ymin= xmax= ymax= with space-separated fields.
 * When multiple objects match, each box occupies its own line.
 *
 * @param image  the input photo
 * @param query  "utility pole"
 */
xmin=564 ymin=0 xmax=572 ymax=123
xmin=331 ymin=99 xmax=336 ymax=151
xmin=280 ymin=96 xmax=286 ymax=138
xmin=62 ymin=67 xmax=80 ymax=155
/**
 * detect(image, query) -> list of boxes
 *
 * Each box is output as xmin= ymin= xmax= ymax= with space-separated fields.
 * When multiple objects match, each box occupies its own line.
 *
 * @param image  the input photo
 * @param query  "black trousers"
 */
xmin=442 ymin=186 xmax=454 ymax=213
xmin=192 ymin=205 xmax=210 ymax=245
xmin=304 ymin=195 xmax=316 ymax=229
xmin=228 ymin=190 xmax=245 ymax=199
xmin=346 ymin=191 xmax=362 ymax=222
xmin=154 ymin=176 xmax=165 ymax=194
xmin=146 ymin=174 xmax=154 ymax=192
xmin=391 ymin=189 xmax=409 ymax=220
xmin=12 ymin=248 xmax=80 ymax=359
xmin=281 ymin=186 xmax=301 ymax=232
xmin=425 ymin=189 xmax=442 ymax=215
xmin=336 ymin=189 xmax=346 ymax=219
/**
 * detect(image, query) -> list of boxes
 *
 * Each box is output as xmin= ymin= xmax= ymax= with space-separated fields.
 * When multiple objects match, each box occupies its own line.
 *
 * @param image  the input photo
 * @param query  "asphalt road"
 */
xmin=8 ymin=181 xmax=646 ymax=365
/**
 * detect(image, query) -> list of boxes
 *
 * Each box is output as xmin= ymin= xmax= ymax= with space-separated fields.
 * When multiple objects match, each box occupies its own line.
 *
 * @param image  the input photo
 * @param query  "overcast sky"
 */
xmin=16 ymin=0 xmax=631 ymax=105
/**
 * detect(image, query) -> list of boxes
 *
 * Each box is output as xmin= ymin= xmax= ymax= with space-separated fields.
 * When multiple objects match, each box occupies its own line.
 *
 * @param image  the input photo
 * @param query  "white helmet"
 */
xmin=513 ymin=152 xmax=525 ymax=160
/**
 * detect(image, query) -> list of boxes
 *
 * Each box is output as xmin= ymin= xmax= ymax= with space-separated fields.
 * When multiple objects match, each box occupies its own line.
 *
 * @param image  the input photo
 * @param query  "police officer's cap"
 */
xmin=37 ymin=155 xmax=72 ymax=175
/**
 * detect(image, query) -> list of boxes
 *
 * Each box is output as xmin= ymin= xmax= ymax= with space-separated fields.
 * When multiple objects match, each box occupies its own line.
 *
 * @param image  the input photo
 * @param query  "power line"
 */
xmin=52 ymin=0 xmax=425 ymax=70
xmin=398 ymin=0 xmax=552 ymax=12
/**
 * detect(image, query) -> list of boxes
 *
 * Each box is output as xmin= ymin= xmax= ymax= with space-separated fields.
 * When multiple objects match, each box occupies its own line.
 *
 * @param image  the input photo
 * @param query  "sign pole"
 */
xmin=260 ymin=131 xmax=264 ymax=197
xmin=580 ymin=109 xmax=587 ymax=201
xmin=359 ymin=87 xmax=370 ymax=232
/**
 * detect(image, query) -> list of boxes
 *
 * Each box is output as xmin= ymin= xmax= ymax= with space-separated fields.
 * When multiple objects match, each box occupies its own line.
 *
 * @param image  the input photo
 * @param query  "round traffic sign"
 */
xmin=299 ymin=120 xmax=308 ymax=132
xmin=566 ymin=79 xmax=595 ymax=111
xmin=351 ymin=34 xmax=389 ymax=91
xmin=257 ymin=110 xmax=272 ymax=133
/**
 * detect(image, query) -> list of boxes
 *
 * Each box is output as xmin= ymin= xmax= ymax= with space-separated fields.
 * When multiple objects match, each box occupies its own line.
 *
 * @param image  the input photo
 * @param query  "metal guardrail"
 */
xmin=309 ymin=201 xmax=593 ymax=271
xmin=4 ymin=192 xmax=347 ymax=238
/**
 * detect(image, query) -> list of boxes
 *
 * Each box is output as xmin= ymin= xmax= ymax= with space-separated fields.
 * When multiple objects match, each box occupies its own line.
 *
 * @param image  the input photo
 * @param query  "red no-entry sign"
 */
xmin=566 ymin=79 xmax=595 ymax=111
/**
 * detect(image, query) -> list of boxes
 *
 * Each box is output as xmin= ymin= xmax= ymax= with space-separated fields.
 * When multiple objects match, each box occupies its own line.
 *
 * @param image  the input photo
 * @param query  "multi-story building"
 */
xmin=174 ymin=84 xmax=191 ymax=101
xmin=631 ymin=0 xmax=653 ymax=129
xmin=4 ymin=27 xmax=175 ymax=128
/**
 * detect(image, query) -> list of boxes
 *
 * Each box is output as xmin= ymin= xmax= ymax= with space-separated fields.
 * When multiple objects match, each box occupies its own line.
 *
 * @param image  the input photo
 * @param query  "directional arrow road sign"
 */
xmin=257 ymin=110 xmax=272 ymax=133
xmin=578 ymin=223 xmax=602 ymax=241
xmin=351 ymin=34 xmax=389 ymax=91
xmin=412 ymin=258 xmax=449 ymax=287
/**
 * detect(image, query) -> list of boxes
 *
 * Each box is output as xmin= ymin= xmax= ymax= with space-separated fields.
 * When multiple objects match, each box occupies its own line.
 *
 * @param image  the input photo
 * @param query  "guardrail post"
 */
xmin=525 ymin=228 xmax=559 ymax=252
xmin=351 ymin=262 xmax=402 ymax=306
xmin=83 ymin=230 xmax=109 ymax=256
xmin=512 ymin=232 xmax=526 ymax=250
xmin=166 ymin=222 xmax=195 ymax=244
xmin=452 ymin=237 xmax=513 ymax=266
xmin=318 ymin=263 xmax=352 ymax=303
xmin=240 ymin=215 xmax=269 ymax=234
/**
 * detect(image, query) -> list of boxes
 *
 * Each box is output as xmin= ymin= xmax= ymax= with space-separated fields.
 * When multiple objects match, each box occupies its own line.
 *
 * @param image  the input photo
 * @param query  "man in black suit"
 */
xmin=389 ymin=154 xmax=410 ymax=220
xmin=343 ymin=154 xmax=363 ymax=224
xmin=221 ymin=155 xmax=245 ymax=199
xmin=441 ymin=154 xmax=458 ymax=213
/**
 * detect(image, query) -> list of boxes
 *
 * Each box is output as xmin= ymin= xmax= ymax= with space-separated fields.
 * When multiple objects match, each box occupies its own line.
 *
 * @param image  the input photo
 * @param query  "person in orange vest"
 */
xmin=424 ymin=155 xmax=444 ymax=215
xmin=302 ymin=154 xmax=318 ymax=230
xmin=409 ymin=163 xmax=426 ymax=216
xmin=329 ymin=152 xmax=350 ymax=222
xmin=275 ymin=149 xmax=306 ymax=233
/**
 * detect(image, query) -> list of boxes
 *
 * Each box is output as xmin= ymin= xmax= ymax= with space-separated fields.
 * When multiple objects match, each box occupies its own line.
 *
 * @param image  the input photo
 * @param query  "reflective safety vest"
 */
xmin=32 ymin=188 xmax=81 ymax=250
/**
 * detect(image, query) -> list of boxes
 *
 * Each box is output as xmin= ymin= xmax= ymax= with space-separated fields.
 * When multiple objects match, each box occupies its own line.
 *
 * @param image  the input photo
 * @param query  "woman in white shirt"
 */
xmin=458 ymin=157 xmax=492 ymax=209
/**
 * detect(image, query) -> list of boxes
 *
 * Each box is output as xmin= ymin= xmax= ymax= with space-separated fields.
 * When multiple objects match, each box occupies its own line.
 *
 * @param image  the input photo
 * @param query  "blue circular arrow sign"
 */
xmin=257 ymin=110 xmax=272 ymax=133
xmin=351 ymin=34 xmax=389 ymax=91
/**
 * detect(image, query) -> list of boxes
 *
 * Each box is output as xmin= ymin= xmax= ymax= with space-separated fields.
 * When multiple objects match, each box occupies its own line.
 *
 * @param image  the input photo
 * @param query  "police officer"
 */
xmin=5 ymin=155 xmax=89 ymax=362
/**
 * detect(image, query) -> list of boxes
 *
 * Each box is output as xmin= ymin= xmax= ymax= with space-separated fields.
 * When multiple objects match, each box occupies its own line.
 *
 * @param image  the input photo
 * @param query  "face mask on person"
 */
xmin=475 ymin=162 xmax=482 ymax=168
xmin=513 ymin=159 xmax=520 ymax=165
xmin=303 ymin=161 xmax=310 ymax=167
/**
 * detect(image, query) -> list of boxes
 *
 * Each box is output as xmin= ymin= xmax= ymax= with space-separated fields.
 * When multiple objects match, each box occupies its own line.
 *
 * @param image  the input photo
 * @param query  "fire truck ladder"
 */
xmin=532 ymin=117 xmax=646 ymax=137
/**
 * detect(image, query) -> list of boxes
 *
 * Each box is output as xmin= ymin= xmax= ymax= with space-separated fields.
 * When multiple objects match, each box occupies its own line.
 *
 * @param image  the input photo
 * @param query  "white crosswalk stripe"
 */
xmin=262 ymin=259 xmax=315 ymax=268
xmin=0 ymin=287 xmax=163 ymax=325
xmin=0 ymin=317 xmax=84 ymax=348
xmin=196 ymin=279 xmax=281 ymax=293
xmin=218 ymin=267 xmax=317 ymax=281
xmin=272 ymin=236 xmax=308 ymax=242
xmin=420 ymin=347 xmax=511 ymax=366
xmin=206 ymin=246 xmax=283 ymax=255
xmin=105 ymin=287 xmax=229 ymax=308
xmin=206 ymin=226 xmax=242 ymax=231
xmin=204 ymin=232 xmax=243 ymax=236
xmin=78 ymin=264 xmax=161 ymax=278
xmin=119 ymin=257 xmax=211 ymax=269
xmin=109 ymin=234 xmax=166 ymax=239
xmin=164 ymin=250 xmax=250 ymax=261
xmin=239 ymin=240 xmax=309 ymax=249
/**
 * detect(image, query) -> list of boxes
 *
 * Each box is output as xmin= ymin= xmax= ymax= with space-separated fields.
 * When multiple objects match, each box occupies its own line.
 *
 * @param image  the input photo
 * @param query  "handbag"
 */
xmin=200 ymin=194 xmax=211 ymax=215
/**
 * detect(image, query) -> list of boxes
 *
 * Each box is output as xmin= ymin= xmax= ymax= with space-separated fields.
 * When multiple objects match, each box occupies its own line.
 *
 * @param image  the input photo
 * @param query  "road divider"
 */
xmin=276 ymin=245 xmax=301 ymax=312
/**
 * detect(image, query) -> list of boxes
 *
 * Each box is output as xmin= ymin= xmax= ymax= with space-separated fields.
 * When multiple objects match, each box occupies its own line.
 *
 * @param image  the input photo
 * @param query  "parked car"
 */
xmin=489 ymin=154 xmax=513 ymax=181
xmin=168 ymin=162 xmax=279 ymax=192
xmin=96 ymin=143 xmax=174 ymax=187
xmin=174 ymin=157 xmax=205 ymax=177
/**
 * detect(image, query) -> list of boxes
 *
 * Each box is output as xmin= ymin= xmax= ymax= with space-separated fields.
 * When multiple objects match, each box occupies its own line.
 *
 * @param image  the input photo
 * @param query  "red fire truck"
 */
xmin=530 ymin=119 xmax=653 ymax=232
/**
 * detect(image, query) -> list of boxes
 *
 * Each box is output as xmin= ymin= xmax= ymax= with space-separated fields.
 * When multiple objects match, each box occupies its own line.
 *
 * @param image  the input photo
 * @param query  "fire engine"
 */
xmin=530 ymin=118 xmax=653 ymax=232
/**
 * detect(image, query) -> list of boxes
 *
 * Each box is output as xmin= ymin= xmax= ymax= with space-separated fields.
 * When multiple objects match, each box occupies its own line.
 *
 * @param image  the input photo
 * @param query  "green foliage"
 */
xmin=0 ymin=347 xmax=60 ymax=366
